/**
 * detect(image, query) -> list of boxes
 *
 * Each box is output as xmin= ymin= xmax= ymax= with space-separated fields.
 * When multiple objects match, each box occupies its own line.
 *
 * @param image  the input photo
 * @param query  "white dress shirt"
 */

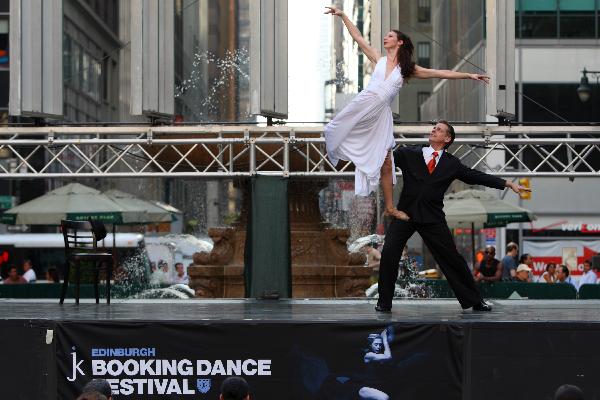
xmin=422 ymin=146 xmax=444 ymax=167
xmin=23 ymin=268 xmax=36 ymax=282
xmin=579 ymin=269 xmax=598 ymax=288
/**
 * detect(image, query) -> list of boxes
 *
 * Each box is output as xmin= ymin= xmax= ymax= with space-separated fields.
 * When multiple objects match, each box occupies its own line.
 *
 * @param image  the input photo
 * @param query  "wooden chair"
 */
xmin=60 ymin=220 xmax=113 ymax=304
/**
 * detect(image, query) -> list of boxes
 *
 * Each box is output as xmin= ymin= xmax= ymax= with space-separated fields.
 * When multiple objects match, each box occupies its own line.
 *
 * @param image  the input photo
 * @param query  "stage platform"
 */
xmin=2 ymin=298 xmax=600 ymax=322
xmin=2 ymin=299 xmax=600 ymax=400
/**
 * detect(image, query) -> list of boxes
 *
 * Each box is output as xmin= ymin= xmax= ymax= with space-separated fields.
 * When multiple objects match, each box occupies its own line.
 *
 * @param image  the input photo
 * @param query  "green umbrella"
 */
xmin=1 ymin=183 xmax=126 ymax=225
xmin=1 ymin=183 xmax=174 ymax=225
xmin=444 ymin=189 xmax=535 ymax=229
xmin=443 ymin=189 xmax=536 ymax=265
xmin=102 ymin=189 xmax=173 ymax=224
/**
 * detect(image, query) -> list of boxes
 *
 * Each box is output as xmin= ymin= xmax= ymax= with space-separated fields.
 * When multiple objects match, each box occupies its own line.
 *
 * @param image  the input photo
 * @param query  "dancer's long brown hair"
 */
xmin=392 ymin=30 xmax=416 ymax=80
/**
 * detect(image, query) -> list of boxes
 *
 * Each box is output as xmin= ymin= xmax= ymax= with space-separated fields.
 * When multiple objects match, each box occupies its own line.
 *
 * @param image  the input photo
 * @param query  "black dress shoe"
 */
xmin=375 ymin=304 xmax=392 ymax=313
xmin=472 ymin=300 xmax=492 ymax=312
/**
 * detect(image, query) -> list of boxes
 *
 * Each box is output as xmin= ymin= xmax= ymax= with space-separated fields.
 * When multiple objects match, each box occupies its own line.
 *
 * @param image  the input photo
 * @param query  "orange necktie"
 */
xmin=427 ymin=151 xmax=438 ymax=174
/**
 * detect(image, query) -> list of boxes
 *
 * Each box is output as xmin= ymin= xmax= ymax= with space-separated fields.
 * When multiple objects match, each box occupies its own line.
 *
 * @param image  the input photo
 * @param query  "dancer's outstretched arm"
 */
xmin=457 ymin=163 xmax=531 ymax=195
xmin=381 ymin=329 xmax=391 ymax=359
xmin=325 ymin=6 xmax=380 ymax=63
xmin=413 ymin=65 xmax=490 ymax=84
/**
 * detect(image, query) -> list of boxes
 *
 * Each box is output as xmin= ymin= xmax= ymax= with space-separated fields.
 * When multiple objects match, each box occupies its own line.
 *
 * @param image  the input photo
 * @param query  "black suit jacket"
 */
xmin=393 ymin=146 xmax=506 ymax=224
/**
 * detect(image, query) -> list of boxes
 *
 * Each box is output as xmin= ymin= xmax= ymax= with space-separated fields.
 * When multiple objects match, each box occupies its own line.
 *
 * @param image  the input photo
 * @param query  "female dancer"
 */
xmin=324 ymin=6 xmax=489 ymax=220
xmin=359 ymin=328 xmax=393 ymax=399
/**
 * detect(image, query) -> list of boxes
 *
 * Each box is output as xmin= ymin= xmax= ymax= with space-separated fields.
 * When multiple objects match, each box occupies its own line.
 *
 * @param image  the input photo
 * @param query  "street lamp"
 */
xmin=577 ymin=68 xmax=600 ymax=103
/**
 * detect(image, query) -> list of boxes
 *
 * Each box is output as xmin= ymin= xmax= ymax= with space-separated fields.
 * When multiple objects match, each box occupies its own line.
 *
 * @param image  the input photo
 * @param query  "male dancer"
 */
xmin=376 ymin=120 xmax=530 ymax=313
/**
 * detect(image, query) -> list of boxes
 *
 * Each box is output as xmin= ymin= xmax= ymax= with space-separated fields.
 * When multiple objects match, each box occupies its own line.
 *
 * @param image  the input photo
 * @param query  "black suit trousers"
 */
xmin=377 ymin=219 xmax=482 ymax=308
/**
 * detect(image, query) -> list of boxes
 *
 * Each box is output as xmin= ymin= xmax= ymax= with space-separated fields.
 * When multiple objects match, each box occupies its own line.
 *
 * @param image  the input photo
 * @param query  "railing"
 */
xmin=0 ymin=125 xmax=598 ymax=178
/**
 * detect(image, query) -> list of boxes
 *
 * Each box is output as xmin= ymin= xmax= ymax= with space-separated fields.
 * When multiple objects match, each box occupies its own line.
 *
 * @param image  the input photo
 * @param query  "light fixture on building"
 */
xmin=577 ymin=68 xmax=600 ymax=103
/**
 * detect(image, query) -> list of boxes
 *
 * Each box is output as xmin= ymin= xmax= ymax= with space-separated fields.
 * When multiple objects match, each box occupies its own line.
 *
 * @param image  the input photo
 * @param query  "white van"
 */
xmin=0 ymin=233 xmax=147 ymax=281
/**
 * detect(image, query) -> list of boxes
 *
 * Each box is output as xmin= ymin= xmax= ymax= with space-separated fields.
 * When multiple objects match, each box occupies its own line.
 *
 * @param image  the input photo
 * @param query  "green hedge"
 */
xmin=419 ymin=280 xmax=578 ymax=299
xmin=0 ymin=283 xmax=148 ymax=299
xmin=578 ymin=284 xmax=600 ymax=299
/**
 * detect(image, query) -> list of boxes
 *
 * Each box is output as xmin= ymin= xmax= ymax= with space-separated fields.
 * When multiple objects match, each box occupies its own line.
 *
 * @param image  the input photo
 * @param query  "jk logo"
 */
xmin=197 ymin=379 xmax=211 ymax=394
xmin=67 ymin=350 xmax=85 ymax=382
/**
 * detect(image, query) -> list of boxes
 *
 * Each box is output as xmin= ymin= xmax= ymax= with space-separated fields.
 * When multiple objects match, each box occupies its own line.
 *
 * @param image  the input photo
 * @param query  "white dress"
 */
xmin=325 ymin=56 xmax=403 ymax=196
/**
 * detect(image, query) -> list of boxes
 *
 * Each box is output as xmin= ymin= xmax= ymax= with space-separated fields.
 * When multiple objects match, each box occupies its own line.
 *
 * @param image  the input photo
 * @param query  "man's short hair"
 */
xmin=583 ymin=259 xmax=592 ymax=265
xmin=554 ymin=384 xmax=584 ymax=400
xmin=220 ymin=376 xmax=249 ymax=400
xmin=560 ymin=265 xmax=569 ymax=276
xmin=438 ymin=119 xmax=455 ymax=149
xmin=519 ymin=253 xmax=531 ymax=264
xmin=76 ymin=392 xmax=107 ymax=400
xmin=83 ymin=379 xmax=112 ymax=398
xmin=506 ymin=243 xmax=518 ymax=253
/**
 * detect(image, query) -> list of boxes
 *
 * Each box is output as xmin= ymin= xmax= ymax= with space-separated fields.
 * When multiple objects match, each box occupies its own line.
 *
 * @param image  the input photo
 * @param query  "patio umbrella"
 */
xmin=443 ymin=189 xmax=536 ymax=264
xmin=1 ymin=183 xmax=127 ymax=225
xmin=1 ymin=183 xmax=174 ymax=225
xmin=102 ymin=189 xmax=173 ymax=224
xmin=444 ymin=189 xmax=536 ymax=229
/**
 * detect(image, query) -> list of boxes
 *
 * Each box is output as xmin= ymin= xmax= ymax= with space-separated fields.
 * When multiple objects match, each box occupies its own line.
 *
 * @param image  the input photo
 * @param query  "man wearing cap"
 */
xmin=513 ymin=264 xmax=532 ymax=282
xmin=376 ymin=121 xmax=531 ymax=313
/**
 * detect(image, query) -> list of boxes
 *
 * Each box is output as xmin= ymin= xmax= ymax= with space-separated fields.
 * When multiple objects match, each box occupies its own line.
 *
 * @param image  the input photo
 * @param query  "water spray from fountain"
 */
xmin=175 ymin=48 xmax=251 ymax=121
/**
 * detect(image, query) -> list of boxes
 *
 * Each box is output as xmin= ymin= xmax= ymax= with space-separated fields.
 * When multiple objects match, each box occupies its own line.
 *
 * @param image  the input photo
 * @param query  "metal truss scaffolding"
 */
xmin=0 ymin=125 xmax=598 ymax=179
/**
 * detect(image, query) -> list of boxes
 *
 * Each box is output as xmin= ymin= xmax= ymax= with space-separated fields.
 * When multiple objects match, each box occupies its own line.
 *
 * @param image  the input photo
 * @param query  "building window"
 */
xmin=417 ymin=92 xmax=430 ymax=121
xmin=0 ymin=16 xmax=8 ymax=70
xmin=517 ymin=0 xmax=558 ymax=38
xmin=558 ymin=0 xmax=595 ymax=38
xmin=417 ymin=42 xmax=431 ymax=68
xmin=418 ymin=0 xmax=431 ymax=23
xmin=516 ymin=0 xmax=598 ymax=38
xmin=63 ymin=34 xmax=103 ymax=103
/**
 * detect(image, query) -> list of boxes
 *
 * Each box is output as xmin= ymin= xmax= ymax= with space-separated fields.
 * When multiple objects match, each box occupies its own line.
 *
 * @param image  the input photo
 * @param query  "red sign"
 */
xmin=523 ymin=240 xmax=599 ymax=276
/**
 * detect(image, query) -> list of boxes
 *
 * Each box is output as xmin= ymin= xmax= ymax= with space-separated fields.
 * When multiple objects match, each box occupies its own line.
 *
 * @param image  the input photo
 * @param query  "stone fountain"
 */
xmin=187 ymin=179 xmax=370 ymax=298
xmin=146 ymin=128 xmax=372 ymax=298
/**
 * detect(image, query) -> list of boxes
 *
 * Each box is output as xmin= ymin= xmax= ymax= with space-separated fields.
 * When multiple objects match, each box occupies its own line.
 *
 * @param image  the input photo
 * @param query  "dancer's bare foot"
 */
xmin=385 ymin=207 xmax=410 ymax=221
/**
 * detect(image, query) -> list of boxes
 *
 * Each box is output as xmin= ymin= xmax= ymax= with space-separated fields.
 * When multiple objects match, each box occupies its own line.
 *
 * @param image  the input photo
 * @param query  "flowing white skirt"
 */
xmin=325 ymin=90 xmax=396 ymax=196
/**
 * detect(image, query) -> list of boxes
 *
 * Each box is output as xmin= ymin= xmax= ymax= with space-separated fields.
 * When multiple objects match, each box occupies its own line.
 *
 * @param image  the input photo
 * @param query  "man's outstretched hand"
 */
xmin=506 ymin=180 xmax=532 ymax=194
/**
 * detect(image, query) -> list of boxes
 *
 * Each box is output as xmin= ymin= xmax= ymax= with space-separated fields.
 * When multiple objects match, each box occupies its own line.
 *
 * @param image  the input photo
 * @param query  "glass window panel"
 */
xmin=81 ymin=52 xmax=89 ymax=93
xmin=0 ymin=1 xmax=8 ymax=13
xmin=63 ymin=34 xmax=72 ymax=83
xmin=520 ymin=15 xmax=558 ymax=37
xmin=417 ymin=42 xmax=431 ymax=68
xmin=560 ymin=15 xmax=596 ymax=37
xmin=518 ymin=0 xmax=557 ymax=11
xmin=72 ymin=43 xmax=80 ymax=89
xmin=0 ymin=16 xmax=7 ymax=68
xmin=417 ymin=92 xmax=430 ymax=121
xmin=418 ymin=0 xmax=431 ymax=23
xmin=559 ymin=0 xmax=594 ymax=11
xmin=95 ymin=62 xmax=102 ymax=101
xmin=0 ymin=70 xmax=8 ymax=108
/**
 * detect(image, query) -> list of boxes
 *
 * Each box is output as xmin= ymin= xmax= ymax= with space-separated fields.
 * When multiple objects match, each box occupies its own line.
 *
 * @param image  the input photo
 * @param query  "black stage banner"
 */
xmin=56 ymin=322 xmax=463 ymax=399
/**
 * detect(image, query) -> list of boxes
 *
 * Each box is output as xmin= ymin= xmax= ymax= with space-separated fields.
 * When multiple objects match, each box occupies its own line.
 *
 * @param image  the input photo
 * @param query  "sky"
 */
xmin=287 ymin=0 xmax=333 ymax=123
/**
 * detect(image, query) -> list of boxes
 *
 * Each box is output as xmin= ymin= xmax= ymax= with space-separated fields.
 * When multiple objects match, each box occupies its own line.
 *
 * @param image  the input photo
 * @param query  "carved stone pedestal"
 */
xmin=188 ymin=180 xmax=373 ymax=298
